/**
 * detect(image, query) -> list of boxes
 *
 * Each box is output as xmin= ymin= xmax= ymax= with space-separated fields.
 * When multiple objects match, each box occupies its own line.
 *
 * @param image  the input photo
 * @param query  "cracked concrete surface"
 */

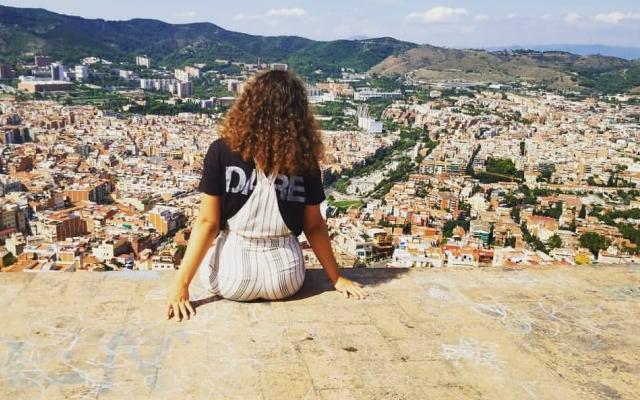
xmin=0 ymin=265 xmax=639 ymax=399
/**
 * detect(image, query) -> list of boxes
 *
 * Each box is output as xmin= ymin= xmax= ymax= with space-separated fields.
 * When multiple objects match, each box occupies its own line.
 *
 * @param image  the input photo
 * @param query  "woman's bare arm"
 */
xmin=303 ymin=205 xmax=367 ymax=299
xmin=168 ymin=193 xmax=221 ymax=320
xmin=175 ymin=193 xmax=222 ymax=286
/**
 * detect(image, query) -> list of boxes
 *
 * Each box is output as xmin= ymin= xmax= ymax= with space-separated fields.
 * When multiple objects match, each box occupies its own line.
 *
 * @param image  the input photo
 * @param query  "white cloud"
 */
xmin=234 ymin=8 xmax=308 ymax=23
xmin=506 ymin=13 xmax=517 ymax=20
xmin=365 ymin=0 xmax=405 ymax=4
xmin=473 ymin=14 xmax=489 ymax=22
xmin=233 ymin=13 xmax=262 ymax=21
xmin=174 ymin=11 xmax=196 ymax=18
xmin=564 ymin=13 xmax=582 ymax=25
xmin=594 ymin=11 xmax=640 ymax=24
xmin=265 ymin=8 xmax=308 ymax=18
xmin=407 ymin=6 xmax=469 ymax=24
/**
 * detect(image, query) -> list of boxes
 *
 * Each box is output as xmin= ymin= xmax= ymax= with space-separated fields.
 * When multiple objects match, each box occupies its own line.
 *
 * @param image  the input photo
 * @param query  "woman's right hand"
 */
xmin=334 ymin=276 xmax=368 ymax=300
xmin=167 ymin=279 xmax=196 ymax=321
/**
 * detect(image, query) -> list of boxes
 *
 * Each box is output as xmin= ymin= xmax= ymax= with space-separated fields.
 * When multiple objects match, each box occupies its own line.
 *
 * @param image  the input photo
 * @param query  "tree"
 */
xmin=443 ymin=220 xmax=470 ymax=238
xmin=488 ymin=223 xmax=495 ymax=246
xmin=578 ymin=232 xmax=610 ymax=256
xmin=510 ymin=207 xmax=521 ymax=223
xmin=547 ymin=234 xmax=563 ymax=250
xmin=567 ymin=218 xmax=577 ymax=232
xmin=519 ymin=141 xmax=526 ymax=157
xmin=537 ymin=169 xmax=552 ymax=182
xmin=520 ymin=221 xmax=549 ymax=254
xmin=334 ymin=178 xmax=349 ymax=194
xmin=476 ymin=157 xmax=522 ymax=183
xmin=504 ymin=236 xmax=516 ymax=248
xmin=176 ymin=245 xmax=187 ymax=259
xmin=534 ymin=201 xmax=563 ymax=220
xmin=578 ymin=204 xmax=586 ymax=219
xmin=2 ymin=252 xmax=17 ymax=267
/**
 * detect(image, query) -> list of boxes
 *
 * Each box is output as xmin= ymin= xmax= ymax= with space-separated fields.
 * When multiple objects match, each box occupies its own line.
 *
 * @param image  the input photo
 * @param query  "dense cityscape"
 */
xmin=0 ymin=44 xmax=639 ymax=273
xmin=3 ymin=3 xmax=640 ymax=399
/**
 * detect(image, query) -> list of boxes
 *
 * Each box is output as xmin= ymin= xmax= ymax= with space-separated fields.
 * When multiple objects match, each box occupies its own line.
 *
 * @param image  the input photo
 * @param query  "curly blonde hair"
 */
xmin=219 ymin=69 xmax=325 ymax=176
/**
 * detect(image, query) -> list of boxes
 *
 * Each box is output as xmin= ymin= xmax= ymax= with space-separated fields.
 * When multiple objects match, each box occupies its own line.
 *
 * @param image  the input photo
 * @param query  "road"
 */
xmin=326 ymin=135 xmax=427 ymax=203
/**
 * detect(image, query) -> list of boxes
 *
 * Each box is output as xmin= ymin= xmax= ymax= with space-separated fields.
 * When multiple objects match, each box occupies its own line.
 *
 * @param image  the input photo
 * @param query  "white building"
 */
xmin=82 ymin=57 xmax=112 ymax=65
xmin=174 ymin=68 xmax=190 ymax=82
xmin=200 ymin=98 xmax=215 ymax=109
xmin=356 ymin=104 xmax=383 ymax=133
xmin=74 ymin=65 xmax=89 ymax=81
xmin=445 ymin=248 xmax=478 ymax=268
xmin=309 ymin=90 xmax=337 ymax=104
xmin=151 ymin=255 xmax=175 ymax=270
xmin=226 ymin=79 xmax=246 ymax=94
xmin=468 ymin=194 xmax=488 ymax=217
xmin=119 ymin=70 xmax=134 ymax=80
xmin=184 ymin=66 xmax=201 ymax=79
xmin=358 ymin=116 xmax=383 ymax=134
xmin=270 ymin=63 xmax=288 ymax=71
xmin=354 ymin=89 xmax=402 ymax=101
xmin=140 ymin=78 xmax=178 ymax=92
xmin=136 ymin=55 xmax=151 ymax=68
xmin=389 ymin=240 xmax=445 ymax=268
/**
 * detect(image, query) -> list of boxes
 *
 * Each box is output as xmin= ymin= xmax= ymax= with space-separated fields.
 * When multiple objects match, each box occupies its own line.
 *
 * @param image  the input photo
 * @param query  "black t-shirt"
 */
xmin=198 ymin=138 xmax=326 ymax=236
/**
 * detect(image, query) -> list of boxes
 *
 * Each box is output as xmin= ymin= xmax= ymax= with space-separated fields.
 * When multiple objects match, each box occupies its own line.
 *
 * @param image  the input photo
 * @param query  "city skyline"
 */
xmin=2 ymin=1 xmax=640 ymax=48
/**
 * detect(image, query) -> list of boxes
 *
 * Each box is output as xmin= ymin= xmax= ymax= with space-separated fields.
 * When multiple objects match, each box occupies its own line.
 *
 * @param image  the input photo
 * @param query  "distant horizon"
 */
xmin=2 ymin=1 xmax=640 ymax=49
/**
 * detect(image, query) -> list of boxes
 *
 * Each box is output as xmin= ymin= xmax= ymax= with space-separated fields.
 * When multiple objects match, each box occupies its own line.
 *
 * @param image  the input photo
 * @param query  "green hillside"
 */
xmin=371 ymin=46 xmax=640 ymax=94
xmin=0 ymin=5 xmax=637 ymax=93
xmin=0 ymin=5 xmax=415 ymax=73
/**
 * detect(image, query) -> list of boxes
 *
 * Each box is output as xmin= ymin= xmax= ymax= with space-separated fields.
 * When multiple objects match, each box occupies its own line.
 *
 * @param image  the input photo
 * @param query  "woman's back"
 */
xmin=198 ymin=138 xmax=326 ymax=237
xmin=226 ymin=167 xmax=292 ymax=239
xmin=198 ymin=164 xmax=307 ymax=301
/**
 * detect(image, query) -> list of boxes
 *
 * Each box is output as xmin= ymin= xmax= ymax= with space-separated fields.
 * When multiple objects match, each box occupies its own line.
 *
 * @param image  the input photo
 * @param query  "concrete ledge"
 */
xmin=1 ymin=265 xmax=639 ymax=399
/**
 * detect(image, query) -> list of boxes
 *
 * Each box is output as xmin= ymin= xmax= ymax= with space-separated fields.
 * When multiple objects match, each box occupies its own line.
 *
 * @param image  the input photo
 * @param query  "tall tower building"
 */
xmin=50 ymin=63 xmax=65 ymax=80
xmin=177 ymin=81 xmax=193 ymax=98
xmin=34 ymin=55 xmax=52 ymax=67
xmin=0 ymin=64 xmax=14 ymax=80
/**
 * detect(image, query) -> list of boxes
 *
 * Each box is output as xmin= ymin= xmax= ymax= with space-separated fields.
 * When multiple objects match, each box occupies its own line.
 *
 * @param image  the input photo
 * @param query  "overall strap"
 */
xmin=253 ymin=157 xmax=278 ymax=182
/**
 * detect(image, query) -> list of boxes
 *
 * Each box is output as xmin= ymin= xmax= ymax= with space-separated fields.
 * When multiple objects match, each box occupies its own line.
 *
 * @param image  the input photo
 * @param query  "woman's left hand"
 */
xmin=334 ymin=276 xmax=368 ymax=300
xmin=167 ymin=281 xmax=196 ymax=321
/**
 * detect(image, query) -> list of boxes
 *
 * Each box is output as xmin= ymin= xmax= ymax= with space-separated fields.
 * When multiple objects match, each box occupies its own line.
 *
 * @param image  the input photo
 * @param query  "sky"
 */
xmin=3 ymin=1 xmax=640 ymax=47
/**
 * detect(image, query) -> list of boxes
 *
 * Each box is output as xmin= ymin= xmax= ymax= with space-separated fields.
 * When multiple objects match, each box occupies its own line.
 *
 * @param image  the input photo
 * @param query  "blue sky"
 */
xmin=4 ymin=1 xmax=640 ymax=47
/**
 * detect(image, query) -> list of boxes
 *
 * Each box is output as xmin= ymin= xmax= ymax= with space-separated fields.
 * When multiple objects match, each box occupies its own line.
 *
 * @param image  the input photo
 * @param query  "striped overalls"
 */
xmin=197 ymin=167 xmax=306 ymax=301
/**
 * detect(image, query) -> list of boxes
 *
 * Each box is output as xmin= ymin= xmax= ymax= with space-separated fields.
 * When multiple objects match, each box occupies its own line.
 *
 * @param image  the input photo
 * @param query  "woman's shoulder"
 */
xmin=206 ymin=138 xmax=236 ymax=160
xmin=302 ymin=164 xmax=323 ymax=179
xmin=209 ymin=137 xmax=229 ymax=152
xmin=209 ymin=138 xmax=254 ymax=167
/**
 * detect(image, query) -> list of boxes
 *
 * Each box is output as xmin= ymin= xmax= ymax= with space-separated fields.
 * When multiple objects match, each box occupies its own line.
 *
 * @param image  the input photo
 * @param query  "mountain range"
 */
xmin=0 ymin=5 xmax=639 ymax=93
xmin=0 ymin=5 xmax=415 ymax=75
xmin=486 ymin=45 xmax=640 ymax=61
xmin=371 ymin=45 xmax=640 ymax=93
